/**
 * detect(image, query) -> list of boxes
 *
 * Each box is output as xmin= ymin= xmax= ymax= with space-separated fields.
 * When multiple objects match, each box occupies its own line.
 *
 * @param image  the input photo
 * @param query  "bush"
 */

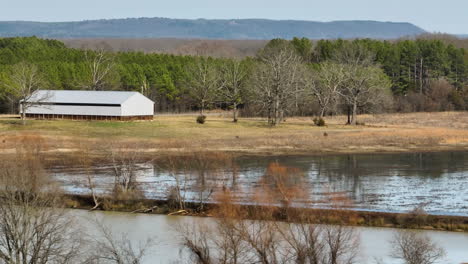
xmin=313 ymin=117 xmax=326 ymax=126
xmin=196 ymin=115 xmax=206 ymax=124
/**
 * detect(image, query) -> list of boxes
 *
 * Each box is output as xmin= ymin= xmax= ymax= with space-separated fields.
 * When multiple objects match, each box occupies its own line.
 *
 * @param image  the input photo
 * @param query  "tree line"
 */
xmin=0 ymin=36 xmax=467 ymax=124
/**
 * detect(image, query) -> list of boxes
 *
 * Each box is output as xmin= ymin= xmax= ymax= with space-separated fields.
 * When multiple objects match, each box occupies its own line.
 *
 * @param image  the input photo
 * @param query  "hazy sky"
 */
xmin=0 ymin=0 xmax=466 ymax=34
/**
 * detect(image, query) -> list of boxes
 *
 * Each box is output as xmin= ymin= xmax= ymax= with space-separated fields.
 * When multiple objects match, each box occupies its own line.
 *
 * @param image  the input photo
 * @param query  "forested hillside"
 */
xmin=0 ymin=18 xmax=426 ymax=39
xmin=0 ymin=37 xmax=467 ymax=119
xmin=61 ymin=33 xmax=468 ymax=59
xmin=61 ymin=38 xmax=268 ymax=58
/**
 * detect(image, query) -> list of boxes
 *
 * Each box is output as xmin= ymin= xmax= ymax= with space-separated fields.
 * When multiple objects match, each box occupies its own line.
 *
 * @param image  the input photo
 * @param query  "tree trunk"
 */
xmin=351 ymin=103 xmax=358 ymax=125
xmin=233 ymin=102 xmax=238 ymax=122
xmin=274 ymin=97 xmax=280 ymax=126
xmin=20 ymin=103 xmax=26 ymax=125
xmin=346 ymin=106 xmax=351 ymax=125
xmin=319 ymin=107 xmax=326 ymax=118
xmin=267 ymin=104 xmax=272 ymax=125
xmin=200 ymin=101 xmax=205 ymax=116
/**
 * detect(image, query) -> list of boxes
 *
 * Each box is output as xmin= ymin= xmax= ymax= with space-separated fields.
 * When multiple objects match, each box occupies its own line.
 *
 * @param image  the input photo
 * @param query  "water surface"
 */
xmin=76 ymin=210 xmax=468 ymax=264
xmin=53 ymin=151 xmax=468 ymax=215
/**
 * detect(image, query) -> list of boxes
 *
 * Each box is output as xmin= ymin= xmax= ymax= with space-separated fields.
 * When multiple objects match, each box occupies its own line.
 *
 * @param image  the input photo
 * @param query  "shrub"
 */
xmin=196 ymin=115 xmax=206 ymax=124
xmin=313 ymin=117 xmax=326 ymax=126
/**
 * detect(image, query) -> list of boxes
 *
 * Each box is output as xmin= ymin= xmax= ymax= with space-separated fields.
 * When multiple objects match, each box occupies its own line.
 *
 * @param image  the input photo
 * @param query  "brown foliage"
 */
xmin=395 ymin=79 xmax=460 ymax=112
xmin=259 ymin=162 xmax=307 ymax=209
xmin=178 ymin=162 xmax=360 ymax=264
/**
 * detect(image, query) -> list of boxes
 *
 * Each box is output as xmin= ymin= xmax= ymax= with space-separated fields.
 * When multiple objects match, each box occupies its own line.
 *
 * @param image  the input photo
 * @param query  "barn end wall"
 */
xmin=121 ymin=93 xmax=154 ymax=116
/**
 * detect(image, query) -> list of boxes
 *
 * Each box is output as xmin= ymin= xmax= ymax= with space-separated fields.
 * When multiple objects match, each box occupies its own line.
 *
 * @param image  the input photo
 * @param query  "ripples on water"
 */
xmin=52 ymin=152 xmax=468 ymax=215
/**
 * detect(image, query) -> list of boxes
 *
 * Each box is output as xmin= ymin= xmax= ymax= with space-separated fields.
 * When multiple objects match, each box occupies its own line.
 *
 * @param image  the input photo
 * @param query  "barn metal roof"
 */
xmin=26 ymin=90 xmax=149 ymax=105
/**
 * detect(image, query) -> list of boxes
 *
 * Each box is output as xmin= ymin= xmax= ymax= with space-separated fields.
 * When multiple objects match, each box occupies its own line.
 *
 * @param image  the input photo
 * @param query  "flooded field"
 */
xmin=52 ymin=151 xmax=468 ymax=215
xmin=77 ymin=210 xmax=468 ymax=264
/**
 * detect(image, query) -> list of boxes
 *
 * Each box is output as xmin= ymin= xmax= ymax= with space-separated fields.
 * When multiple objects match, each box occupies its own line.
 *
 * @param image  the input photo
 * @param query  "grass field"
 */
xmin=0 ymin=111 xmax=467 ymax=156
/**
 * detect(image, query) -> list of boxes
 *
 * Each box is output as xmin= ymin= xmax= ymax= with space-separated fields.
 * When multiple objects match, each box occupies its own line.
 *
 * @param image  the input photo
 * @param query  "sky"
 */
xmin=0 ymin=0 xmax=466 ymax=34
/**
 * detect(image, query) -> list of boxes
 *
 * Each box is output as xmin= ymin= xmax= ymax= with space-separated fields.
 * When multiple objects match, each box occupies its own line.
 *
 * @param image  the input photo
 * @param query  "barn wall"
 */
xmin=26 ymin=104 xmax=122 ymax=116
xmin=25 ymin=114 xmax=153 ymax=121
xmin=121 ymin=94 xmax=154 ymax=116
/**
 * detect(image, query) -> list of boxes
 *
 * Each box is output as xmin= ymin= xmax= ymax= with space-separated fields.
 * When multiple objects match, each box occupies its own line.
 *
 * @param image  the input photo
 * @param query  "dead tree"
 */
xmin=390 ymin=231 xmax=446 ymax=264
xmin=185 ymin=57 xmax=222 ymax=116
xmin=337 ymin=65 xmax=392 ymax=125
xmin=309 ymin=62 xmax=347 ymax=118
xmin=0 ymin=147 xmax=83 ymax=264
xmin=332 ymin=42 xmax=392 ymax=125
xmin=252 ymin=44 xmax=305 ymax=126
xmin=1 ymin=62 xmax=48 ymax=122
xmin=90 ymin=219 xmax=155 ymax=264
xmin=322 ymin=225 xmax=359 ymax=264
xmin=77 ymin=146 xmax=102 ymax=210
xmin=106 ymin=143 xmax=142 ymax=198
xmin=220 ymin=59 xmax=248 ymax=122
xmin=82 ymin=49 xmax=115 ymax=91
xmin=178 ymin=222 xmax=213 ymax=264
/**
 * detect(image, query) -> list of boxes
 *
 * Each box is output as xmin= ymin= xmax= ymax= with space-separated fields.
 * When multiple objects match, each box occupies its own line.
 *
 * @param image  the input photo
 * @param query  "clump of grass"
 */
xmin=196 ymin=115 xmax=206 ymax=124
xmin=313 ymin=117 xmax=326 ymax=126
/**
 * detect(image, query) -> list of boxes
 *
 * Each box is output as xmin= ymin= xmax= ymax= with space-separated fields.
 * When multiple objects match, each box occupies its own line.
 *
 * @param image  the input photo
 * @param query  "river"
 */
xmin=53 ymin=151 xmax=468 ymax=215
xmin=77 ymin=210 xmax=468 ymax=264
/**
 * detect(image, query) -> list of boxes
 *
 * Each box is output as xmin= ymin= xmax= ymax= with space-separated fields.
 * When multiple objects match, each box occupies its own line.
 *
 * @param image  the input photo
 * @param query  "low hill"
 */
xmin=0 ymin=17 xmax=426 ymax=39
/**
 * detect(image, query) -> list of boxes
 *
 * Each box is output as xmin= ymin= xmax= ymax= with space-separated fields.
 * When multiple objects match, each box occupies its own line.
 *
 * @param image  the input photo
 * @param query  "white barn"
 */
xmin=23 ymin=90 xmax=154 ymax=120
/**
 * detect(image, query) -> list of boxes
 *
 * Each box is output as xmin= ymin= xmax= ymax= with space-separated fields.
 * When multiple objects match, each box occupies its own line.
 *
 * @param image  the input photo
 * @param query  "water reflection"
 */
xmin=75 ymin=210 xmax=468 ymax=264
xmin=52 ymin=152 xmax=468 ymax=215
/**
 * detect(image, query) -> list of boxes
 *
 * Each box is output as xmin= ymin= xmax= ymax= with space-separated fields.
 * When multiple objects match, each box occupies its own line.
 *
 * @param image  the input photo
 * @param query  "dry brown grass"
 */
xmin=0 ymin=111 xmax=467 ymax=156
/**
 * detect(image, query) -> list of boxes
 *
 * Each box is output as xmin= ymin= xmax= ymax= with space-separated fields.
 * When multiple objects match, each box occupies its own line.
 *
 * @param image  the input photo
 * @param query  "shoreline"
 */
xmin=1 ymin=143 xmax=468 ymax=159
xmin=64 ymin=194 xmax=468 ymax=233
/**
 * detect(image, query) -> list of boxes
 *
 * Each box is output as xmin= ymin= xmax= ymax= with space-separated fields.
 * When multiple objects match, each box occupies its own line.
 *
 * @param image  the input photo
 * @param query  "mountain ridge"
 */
xmin=0 ymin=17 xmax=426 ymax=39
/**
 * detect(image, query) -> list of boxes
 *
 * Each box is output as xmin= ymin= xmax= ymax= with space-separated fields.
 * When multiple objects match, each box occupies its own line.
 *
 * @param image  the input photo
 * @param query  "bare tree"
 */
xmin=178 ymin=222 xmax=213 ymax=264
xmin=308 ymin=62 xmax=347 ymax=118
xmin=176 ymin=198 xmax=250 ymax=264
xmin=277 ymin=220 xmax=325 ymax=264
xmin=159 ymin=154 xmax=191 ymax=211
xmin=322 ymin=225 xmax=359 ymax=264
xmin=155 ymin=152 xmax=232 ymax=212
xmin=1 ymin=62 xmax=48 ymax=122
xmin=0 ymin=144 xmax=83 ymax=264
xmin=106 ymin=143 xmax=143 ymax=198
xmin=332 ymin=42 xmax=392 ymax=125
xmin=177 ymin=183 xmax=361 ymax=264
xmin=82 ymin=49 xmax=115 ymax=91
xmin=214 ymin=218 xmax=250 ymax=264
xmin=390 ymin=231 xmax=446 ymax=264
xmin=337 ymin=65 xmax=392 ymax=125
xmin=185 ymin=57 xmax=222 ymax=116
xmin=220 ymin=59 xmax=248 ymax=122
xmin=252 ymin=44 xmax=305 ymax=126
xmin=89 ymin=219 xmax=154 ymax=264
xmin=77 ymin=145 xmax=102 ymax=210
